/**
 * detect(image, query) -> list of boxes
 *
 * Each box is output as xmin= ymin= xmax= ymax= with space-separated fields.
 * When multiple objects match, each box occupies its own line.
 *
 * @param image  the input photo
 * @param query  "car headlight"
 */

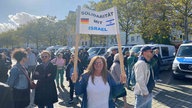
xmin=172 ymin=61 xmax=179 ymax=69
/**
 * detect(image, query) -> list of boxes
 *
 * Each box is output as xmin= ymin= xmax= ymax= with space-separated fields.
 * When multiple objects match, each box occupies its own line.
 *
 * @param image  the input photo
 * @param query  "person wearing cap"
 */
xmin=133 ymin=46 xmax=155 ymax=108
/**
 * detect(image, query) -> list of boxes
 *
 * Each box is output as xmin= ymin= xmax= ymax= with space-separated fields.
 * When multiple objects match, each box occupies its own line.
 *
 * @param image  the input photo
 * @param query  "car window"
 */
xmin=161 ymin=47 xmax=169 ymax=57
xmin=177 ymin=46 xmax=192 ymax=57
xmin=98 ymin=48 xmax=105 ymax=55
xmin=123 ymin=48 xmax=129 ymax=55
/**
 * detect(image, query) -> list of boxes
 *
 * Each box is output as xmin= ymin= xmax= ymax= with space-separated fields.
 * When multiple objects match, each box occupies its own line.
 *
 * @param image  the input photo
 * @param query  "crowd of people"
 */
xmin=0 ymin=45 xmax=162 ymax=108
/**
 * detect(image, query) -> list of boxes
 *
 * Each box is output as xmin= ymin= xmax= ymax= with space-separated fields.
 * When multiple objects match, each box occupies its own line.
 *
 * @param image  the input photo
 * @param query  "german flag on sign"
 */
xmin=81 ymin=18 xmax=89 ymax=24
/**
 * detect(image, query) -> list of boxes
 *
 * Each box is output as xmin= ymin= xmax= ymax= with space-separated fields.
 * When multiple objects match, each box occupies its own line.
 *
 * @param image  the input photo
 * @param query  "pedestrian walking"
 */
xmin=0 ymin=53 xmax=11 ymax=83
xmin=66 ymin=54 xmax=79 ymax=104
xmin=133 ymin=46 xmax=155 ymax=108
xmin=25 ymin=47 xmax=37 ymax=107
xmin=127 ymin=51 xmax=137 ymax=89
xmin=73 ymin=56 xmax=125 ymax=108
xmin=51 ymin=53 xmax=66 ymax=88
xmin=151 ymin=48 xmax=162 ymax=82
xmin=7 ymin=48 xmax=30 ymax=108
xmin=25 ymin=47 xmax=37 ymax=77
xmin=33 ymin=50 xmax=58 ymax=108
xmin=110 ymin=53 xmax=128 ymax=108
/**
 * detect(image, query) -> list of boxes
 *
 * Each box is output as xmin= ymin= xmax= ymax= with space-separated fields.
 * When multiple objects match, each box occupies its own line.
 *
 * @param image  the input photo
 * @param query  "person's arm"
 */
xmin=75 ymin=74 xmax=88 ymax=96
xmin=47 ymin=64 xmax=57 ymax=80
xmin=33 ymin=65 xmax=46 ymax=80
xmin=7 ymin=68 xmax=19 ymax=87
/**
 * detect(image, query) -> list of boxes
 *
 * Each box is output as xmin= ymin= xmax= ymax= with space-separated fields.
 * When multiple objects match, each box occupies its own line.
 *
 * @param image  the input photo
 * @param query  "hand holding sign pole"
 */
xmin=75 ymin=6 xmax=126 ymax=83
xmin=114 ymin=7 xmax=127 ymax=84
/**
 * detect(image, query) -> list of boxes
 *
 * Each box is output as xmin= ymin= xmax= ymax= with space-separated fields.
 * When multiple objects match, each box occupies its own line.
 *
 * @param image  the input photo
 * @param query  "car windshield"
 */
xmin=177 ymin=46 xmax=192 ymax=57
xmin=131 ymin=46 xmax=142 ymax=53
xmin=88 ymin=48 xmax=100 ymax=55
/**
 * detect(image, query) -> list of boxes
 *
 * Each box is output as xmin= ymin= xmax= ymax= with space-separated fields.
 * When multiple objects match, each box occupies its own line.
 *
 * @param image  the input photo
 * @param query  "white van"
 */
xmin=131 ymin=44 xmax=176 ymax=70
xmin=172 ymin=43 xmax=192 ymax=79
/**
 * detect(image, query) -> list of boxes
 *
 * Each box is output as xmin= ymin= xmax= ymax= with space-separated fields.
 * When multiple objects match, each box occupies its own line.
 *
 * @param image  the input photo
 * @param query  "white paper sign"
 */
xmin=78 ymin=7 xmax=118 ymax=35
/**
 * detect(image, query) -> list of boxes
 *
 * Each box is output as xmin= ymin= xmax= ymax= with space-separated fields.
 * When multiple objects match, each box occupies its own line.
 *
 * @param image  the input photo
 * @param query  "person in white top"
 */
xmin=73 ymin=56 xmax=126 ymax=108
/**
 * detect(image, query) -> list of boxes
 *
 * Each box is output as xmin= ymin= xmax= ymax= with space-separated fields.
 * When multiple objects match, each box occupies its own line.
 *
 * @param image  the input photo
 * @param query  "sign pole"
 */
xmin=72 ymin=6 xmax=81 ymax=83
xmin=114 ymin=7 xmax=126 ymax=83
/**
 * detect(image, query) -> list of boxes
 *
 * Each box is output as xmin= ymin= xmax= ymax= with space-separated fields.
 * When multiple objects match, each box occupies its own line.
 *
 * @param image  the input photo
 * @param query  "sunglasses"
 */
xmin=147 ymin=50 xmax=153 ymax=53
xmin=94 ymin=62 xmax=103 ymax=65
xmin=41 ymin=56 xmax=48 ymax=58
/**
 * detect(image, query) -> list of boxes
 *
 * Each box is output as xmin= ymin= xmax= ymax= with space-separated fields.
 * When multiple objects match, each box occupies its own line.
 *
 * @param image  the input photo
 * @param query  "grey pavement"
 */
xmin=10 ymin=60 xmax=192 ymax=108
xmin=27 ymin=70 xmax=192 ymax=108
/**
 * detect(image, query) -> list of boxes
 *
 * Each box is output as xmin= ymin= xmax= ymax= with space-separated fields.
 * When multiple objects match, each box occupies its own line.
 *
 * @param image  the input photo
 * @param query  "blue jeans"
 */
xmin=134 ymin=93 xmax=153 ymax=108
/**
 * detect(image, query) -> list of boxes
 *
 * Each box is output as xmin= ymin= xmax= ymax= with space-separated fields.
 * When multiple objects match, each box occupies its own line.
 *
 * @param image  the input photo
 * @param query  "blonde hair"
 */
xmin=85 ymin=56 xmax=108 ymax=84
xmin=40 ymin=50 xmax=51 ymax=58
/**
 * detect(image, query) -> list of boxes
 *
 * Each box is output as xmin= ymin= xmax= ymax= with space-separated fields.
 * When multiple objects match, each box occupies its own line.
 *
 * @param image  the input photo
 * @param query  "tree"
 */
xmin=167 ymin=0 xmax=192 ymax=41
xmin=136 ymin=0 xmax=172 ymax=44
xmin=112 ymin=0 xmax=139 ymax=44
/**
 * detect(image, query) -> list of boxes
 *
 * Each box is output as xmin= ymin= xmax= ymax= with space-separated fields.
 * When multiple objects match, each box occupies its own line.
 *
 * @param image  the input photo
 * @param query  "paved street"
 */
xmin=10 ymin=59 xmax=192 ymax=108
xmin=28 ymin=69 xmax=192 ymax=108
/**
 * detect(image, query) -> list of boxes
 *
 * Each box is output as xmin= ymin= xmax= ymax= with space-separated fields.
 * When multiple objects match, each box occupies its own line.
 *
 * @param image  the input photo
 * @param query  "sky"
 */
xmin=0 ymin=0 xmax=100 ymax=33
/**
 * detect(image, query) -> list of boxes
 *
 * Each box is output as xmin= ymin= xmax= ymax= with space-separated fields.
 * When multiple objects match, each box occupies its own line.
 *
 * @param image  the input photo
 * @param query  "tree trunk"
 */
xmin=184 ymin=16 xmax=188 ymax=41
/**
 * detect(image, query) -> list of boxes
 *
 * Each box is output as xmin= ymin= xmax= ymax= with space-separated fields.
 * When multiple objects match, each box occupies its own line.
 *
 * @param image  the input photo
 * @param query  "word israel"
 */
xmin=81 ymin=11 xmax=114 ymax=18
xmin=88 ymin=26 xmax=107 ymax=31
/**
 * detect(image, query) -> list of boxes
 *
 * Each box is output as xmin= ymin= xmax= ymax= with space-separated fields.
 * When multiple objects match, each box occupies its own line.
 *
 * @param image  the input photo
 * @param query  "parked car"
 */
xmin=54 ymin=46 xmax=71 ymax=55
xmin=105 ymin=45 xmax=133 ymax=56
xmin=88 ymin=47 xmax=108 ymax=60
xmin=131 ymin=44 xmax=176 ymax=70
xmin=46 ymin=45 xmax=63 ymax=53
xmin=70 ymin=46 xmax=89 ymax=53
xmin=172 ymin=43 xmax=192 ymax=79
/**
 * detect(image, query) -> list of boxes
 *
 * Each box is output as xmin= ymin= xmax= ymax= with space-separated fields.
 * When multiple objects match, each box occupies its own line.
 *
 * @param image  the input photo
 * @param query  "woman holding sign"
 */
xmin=72 ymin=56 xmax=125 ymax=108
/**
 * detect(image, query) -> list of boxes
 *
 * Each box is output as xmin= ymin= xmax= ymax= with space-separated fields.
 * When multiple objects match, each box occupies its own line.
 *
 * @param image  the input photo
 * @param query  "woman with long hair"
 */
xmin=73 ymin=56 xmax=126 ymax=108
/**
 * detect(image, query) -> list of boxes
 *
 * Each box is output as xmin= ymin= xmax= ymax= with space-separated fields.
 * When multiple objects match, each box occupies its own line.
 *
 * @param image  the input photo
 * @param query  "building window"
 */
xmin=131 ymin=37 xmax=135 ymax=42
xmin=82 ymin=42 xmax=84 ymax=45
xmin=85 ymin=41 xmax=87 ymax=45
xmin=137 ymin=36 xmax=140 ymax=41
xmin=180 ymin=35 xmax=183 ymax=39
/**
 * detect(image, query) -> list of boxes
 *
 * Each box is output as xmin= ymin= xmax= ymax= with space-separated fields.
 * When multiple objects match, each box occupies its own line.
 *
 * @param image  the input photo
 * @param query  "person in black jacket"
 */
xmin=33 ymin=50 xmax=58 ymax=108
xmin=0 ymin=82 xmax=14 ymax=108
xmin=152 ymin=49 xmax=162 ymax=82
xmin=107 ymin=48 xmax=117 ymax=70
xmin=66 ymin=54 xmax=79 ymax=104
xmin=0 ymin=53 xmax=10 ymax=83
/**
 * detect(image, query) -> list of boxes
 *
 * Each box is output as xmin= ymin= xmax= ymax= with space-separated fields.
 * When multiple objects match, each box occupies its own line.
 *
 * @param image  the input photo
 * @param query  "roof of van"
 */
xmin=133 ymin=44 xmax=174 ymax=47
xmin=180 ymin=43 xmax=192 ymax=46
